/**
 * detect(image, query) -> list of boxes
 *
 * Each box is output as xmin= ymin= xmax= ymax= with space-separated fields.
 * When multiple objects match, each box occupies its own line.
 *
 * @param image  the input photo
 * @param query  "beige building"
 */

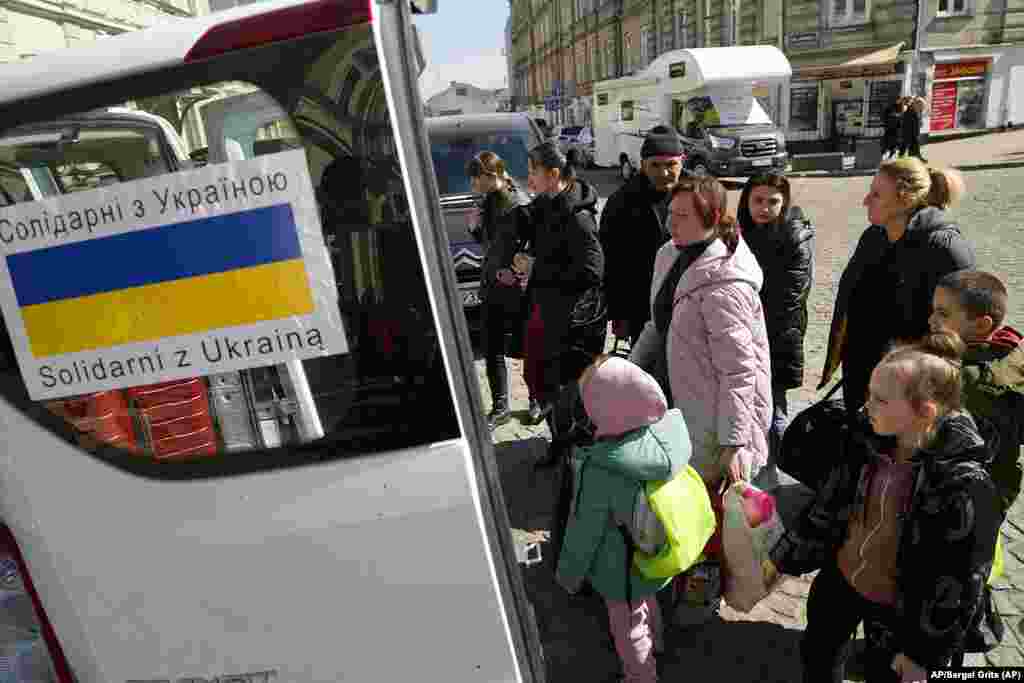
xmin=425 ymin=81 xmax=504 ymax=116
xmin=0 ymin=0 xmax=208 ymax=63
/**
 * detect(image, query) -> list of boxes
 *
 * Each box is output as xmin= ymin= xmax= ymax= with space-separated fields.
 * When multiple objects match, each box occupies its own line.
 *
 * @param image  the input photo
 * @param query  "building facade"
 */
xmin=425 ymin=82 xmax=504 ymax=117
xmin=0 ymin=0 xmax=206 ymax=64
xmin=509 ymin=0 xmax=786 ymax=126
xmin=510 ymin=0 xmax=1024 ymax=139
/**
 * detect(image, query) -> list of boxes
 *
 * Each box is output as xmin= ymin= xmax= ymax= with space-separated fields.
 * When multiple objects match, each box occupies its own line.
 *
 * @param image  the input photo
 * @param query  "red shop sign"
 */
xmin=930 ymin=81 xmax=957 ymax=131
xmin=934 ymin=60 xmax=988 ymax=80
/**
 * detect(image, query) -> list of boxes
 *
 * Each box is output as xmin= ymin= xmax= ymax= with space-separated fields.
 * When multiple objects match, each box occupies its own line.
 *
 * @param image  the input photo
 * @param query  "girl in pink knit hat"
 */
xmin=557 ymin=354 xmax=695 ymax=683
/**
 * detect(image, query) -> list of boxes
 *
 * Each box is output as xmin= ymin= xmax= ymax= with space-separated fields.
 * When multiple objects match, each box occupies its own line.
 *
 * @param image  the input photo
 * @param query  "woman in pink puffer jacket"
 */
xmin=663 ymin=177 xmax=772 ymax=486
xmin=631 ymin=176 xmax=772 ymax=622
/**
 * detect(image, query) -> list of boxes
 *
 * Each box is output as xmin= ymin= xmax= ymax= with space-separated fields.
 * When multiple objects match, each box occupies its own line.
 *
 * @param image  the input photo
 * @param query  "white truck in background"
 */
xmin=593 ymin=45 xmax=792 ymax=179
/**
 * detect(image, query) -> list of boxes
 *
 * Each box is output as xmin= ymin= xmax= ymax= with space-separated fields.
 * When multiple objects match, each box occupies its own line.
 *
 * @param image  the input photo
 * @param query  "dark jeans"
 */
xmin=480 ymin=300 xmax=509 ymax=405
xmin=769 ymin=384 xmax=789 ymax=467
xmin=802 ymin=562 xmax=901 ymax=683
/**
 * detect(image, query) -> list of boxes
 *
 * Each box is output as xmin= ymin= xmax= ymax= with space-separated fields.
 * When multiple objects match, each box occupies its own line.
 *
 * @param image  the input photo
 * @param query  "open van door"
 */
xmin=0 ymin=1 xmax=544 ymax=681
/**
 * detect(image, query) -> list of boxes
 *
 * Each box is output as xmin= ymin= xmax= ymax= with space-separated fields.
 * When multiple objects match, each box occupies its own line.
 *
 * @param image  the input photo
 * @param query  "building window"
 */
xmin=455 ymin=86 xmax=467 ymax=96
xmin=640 ymin=25 xmax=650 ymax=66
xmin=623 ymin=32 xmax=632 ymax=73
xmin=937 ymin=0 xmax=969 ymax=15
xmin=830 ymin=0 xmax=868 ymax=26
xmin=575 ymin=0 xmax=584 ymax=19
xmin=677 ymin=10 xmax=689 ymax=48
xmin=605 ymin=40 xmax=614 ymax=78
xmin=789 ymin=81 xmax=819 ymax=132
xmin=621 ymin=100 xmax=635 ymax=121
xmin=593 ymin=43 xmax=602 ymax=82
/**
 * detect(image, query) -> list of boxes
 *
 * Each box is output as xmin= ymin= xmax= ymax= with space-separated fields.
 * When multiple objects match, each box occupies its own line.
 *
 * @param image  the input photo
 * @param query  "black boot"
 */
xmin=485 ymin=356 xmax=511 ymax=430
xmin=486 ymin=398 xmax=511 ymax=430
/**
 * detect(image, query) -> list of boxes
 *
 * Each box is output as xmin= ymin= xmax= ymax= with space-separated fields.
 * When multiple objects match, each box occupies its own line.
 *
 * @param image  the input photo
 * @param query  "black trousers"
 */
xmin=802 ymin=562 xmax=901 ymax=683
xmin=479 ymin=300 xmax=510 ymax=403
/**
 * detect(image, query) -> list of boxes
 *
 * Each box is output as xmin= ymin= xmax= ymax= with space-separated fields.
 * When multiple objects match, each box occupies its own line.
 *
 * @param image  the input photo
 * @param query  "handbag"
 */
xmin=778 ymin=380 xmax=848 ymax=491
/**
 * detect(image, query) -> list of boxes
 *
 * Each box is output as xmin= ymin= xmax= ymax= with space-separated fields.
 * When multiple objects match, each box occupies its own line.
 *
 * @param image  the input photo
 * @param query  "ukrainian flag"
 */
xmin=8 ymin=203 xmax=314 ymax=358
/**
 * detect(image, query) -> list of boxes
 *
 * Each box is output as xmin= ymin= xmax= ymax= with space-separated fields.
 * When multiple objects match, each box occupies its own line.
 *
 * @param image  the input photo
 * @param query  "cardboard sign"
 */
xmin=0 ymin=149 xmax=347 ymax=400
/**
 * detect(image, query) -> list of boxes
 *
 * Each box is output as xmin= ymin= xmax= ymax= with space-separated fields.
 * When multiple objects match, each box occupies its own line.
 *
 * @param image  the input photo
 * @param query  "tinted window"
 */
xmin=0 ymin=24 xmax=460 ymax=475
xmin=428 ymin=127 xmax=531 ymax=195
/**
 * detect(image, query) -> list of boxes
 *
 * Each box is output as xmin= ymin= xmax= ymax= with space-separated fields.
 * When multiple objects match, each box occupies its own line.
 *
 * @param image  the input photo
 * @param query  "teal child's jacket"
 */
xmin=556 ymin=409 xmax=692 ymax=601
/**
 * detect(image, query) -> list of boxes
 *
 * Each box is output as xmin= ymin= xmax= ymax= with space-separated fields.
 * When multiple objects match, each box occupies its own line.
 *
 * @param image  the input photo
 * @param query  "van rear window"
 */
xmin=0 ymin=25 xmax=460 ymax=475
xmin=428 ymin=129 xmax=531 ymax=195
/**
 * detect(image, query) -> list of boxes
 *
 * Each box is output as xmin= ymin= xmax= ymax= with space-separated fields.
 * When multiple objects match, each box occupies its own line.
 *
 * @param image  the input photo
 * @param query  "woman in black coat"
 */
xmin=737 ymin=172 xmax=814 ymax=481
xmin=466 ymin=151 xmax=531 ymax=430
xmin=882 ymin=97 xmax=906 ymax=160
xmin=519 ymin=141 xmax=605 ymax=425
xmin=820 ymin=157 xmax=973 ymax=417
xmin=900 ymin=97 xmax=925 ymax=160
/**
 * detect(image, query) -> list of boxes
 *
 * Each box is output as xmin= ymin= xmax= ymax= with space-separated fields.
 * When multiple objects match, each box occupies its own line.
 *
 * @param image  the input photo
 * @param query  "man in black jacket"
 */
xmin=599 ymin=127 xmax=686 ymax=346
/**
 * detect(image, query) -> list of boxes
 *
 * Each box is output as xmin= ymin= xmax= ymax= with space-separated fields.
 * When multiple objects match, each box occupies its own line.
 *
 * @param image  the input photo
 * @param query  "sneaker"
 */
xmin=486 ymin=404 xmax=512 ymax=430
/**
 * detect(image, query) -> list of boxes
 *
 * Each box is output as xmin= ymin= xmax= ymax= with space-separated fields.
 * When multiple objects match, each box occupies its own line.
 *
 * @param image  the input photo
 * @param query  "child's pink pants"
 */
xmin=605 ymin=596 xmax=662 ymax=682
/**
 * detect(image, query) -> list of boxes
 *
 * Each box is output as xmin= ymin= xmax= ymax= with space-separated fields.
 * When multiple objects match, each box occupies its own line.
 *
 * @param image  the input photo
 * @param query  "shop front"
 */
xmin=929 ymin=59 xmax=989 ymax=132
xmin=783 ymin=43 xmax=908 ymax=154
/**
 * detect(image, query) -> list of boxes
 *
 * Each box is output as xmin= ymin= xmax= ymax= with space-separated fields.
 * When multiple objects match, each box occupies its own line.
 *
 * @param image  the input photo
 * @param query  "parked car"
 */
xmin=557 ymin=125 xmax=595 ymax=167
xmin=426 ymin=111 xmax=543 ymax=322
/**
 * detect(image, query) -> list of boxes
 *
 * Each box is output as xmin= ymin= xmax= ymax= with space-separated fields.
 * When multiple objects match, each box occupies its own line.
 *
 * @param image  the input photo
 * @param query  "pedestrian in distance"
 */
xmin=819 ymin=158 xmax=974 ymax=417
xmin=737 ymin=172 xmax=815 ymax=486
xmin=520 ymin=141 xmax=605 ymax=428
xmin=928 ymin=269 xmax=1024 ymax=516
xmin=465 ymin=151 xmax=531 ymax=430
xmin=881 ymin=98 xmax=906 ymax=160
xmin=764 ymin=331 xmax=1002 ymax=683
xmin=556 ymin=354 xmax=690 ymax=683
xmin=599 ymin=126 xmax=685 ymax=350
xmin=900 ymin=97 xmax=926 ymax=161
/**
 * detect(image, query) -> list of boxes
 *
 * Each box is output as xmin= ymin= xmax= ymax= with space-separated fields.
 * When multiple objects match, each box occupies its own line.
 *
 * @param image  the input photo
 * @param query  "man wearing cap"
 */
xmin=599 ymin=126 xmax=686 ymax=347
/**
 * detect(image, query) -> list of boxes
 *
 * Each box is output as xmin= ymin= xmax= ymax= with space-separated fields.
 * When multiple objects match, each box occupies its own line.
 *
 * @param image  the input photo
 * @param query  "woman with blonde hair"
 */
xmin=819 ymin=157 xmax=974 ymax=417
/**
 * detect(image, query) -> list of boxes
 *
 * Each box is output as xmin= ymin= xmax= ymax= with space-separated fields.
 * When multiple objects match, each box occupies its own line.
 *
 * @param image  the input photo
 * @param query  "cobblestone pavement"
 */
xmin=479 ymin=130 xmax=1024 ymax=681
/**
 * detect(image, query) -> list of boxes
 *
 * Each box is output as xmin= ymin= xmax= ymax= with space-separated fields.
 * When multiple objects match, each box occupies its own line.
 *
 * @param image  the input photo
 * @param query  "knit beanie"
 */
xmin=640 ymin=127 xmax=685 ymax=159
xmin=581 ymin=357 xmax=668 ymax=438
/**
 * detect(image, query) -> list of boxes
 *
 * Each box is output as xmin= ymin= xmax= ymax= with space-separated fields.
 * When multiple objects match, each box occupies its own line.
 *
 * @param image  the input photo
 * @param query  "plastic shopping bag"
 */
xmin=721 ymin=482 xmax=786 ymax=613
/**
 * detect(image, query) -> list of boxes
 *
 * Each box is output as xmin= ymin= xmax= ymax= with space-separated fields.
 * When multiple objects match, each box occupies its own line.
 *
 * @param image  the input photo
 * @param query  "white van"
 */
xmin=0 ymin=1 xmax=544 ymax=681
xmin=593 ymin=46 xmax=791 ymax=179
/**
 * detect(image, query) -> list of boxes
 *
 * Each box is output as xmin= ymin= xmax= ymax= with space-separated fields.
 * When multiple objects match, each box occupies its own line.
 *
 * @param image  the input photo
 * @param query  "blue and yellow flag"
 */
xmin=7 ymin=203 xmax=313 ymax=358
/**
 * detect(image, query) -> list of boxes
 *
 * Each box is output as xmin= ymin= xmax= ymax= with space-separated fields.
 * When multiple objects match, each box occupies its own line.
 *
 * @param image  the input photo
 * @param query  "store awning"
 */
xmin=792 ymin=42 xmax=906 ymax=81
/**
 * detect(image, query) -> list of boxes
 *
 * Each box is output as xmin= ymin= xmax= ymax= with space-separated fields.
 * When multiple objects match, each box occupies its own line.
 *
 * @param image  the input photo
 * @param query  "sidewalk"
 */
xmin=786 ymin=128 xmax=1024 ymax=178
xmin=483 ymin=353 xmax=1024 ymax=680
